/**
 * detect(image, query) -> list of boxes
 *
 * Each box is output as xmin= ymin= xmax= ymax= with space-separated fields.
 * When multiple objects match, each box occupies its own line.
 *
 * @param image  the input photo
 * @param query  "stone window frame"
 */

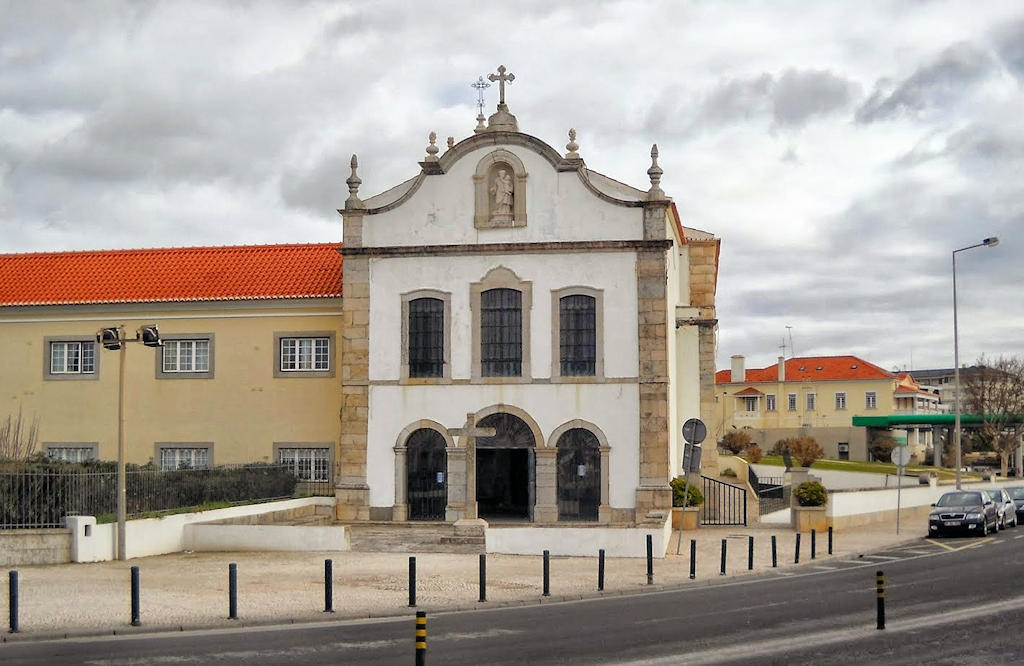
xmin=392 ymin=420 xmax=455 ymax=522
xmin=273 ymin=331 xmax=336 ymax=378
xmin=43 ymin=336 xmax=100 ymax=381
xmin=546 ymin=420 xmax=612 ymax=524
xmin=806 ymin=392 xmax=816 ymax=411
xmin=400 ymin=289 xmax=452 ymax=384
xmin=43 ymin=442 xmax=99 ymax=462
xmin=154 ymin=442 xmax=214 ymax=471
xmin=155 ymin=333 xmax=215 ymax=380
xmin=835 ymin=391 xmax=847 ymax=410
xmin=550 ymin=286 xmax=604 ymax=382
xmin=865 ymin=391 xmax=878 ymax=410
xmin=470 ymin=266 xmax=532 ymax=383
xmin=273 ymin=442 xmax=334 ymax=483
xmin=787 ymin=393 xmax=798 ymax=411
xmin=765 ymin=394 xmax=777 ymax=411
xmin=473 ymin=148 xmax=528 ymax=229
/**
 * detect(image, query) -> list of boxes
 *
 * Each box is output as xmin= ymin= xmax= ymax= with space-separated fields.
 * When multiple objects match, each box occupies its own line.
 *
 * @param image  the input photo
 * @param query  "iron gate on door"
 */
xmin=556 ymin=429 xmax=600 ymax=521
xmin=700 ymin=475 xmax=747 ymax=526
xmin=406 ymin=429 xmax=447 ymax=521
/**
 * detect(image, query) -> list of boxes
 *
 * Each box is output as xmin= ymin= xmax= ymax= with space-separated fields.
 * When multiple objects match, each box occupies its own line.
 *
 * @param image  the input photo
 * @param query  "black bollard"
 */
xmin=479 ymin=553 xmax=487 ymax=603
xmin=543 ymin=550 xmax=551 ymax=597
xmin=646 ymin=534 xmax=653 ymax=585
xmin=720 ymin=538 xmax=727 ymax=576
xmin=228 ymin=562 xmax=238 ymax=620
xmin=598 ymin=549 xmax=605 ymax=591
xmin=324 ymin=559 xmax=334 ymax=613
xmin=8 ymin=570 xmax=18 ymax=634
xmin=771 ymin=535 xmax=777 ymax=568
xmin=409 ymin=556 xmax=417 ymax=607
xmin=689 ymin=539 xmax=696 ymax=580
xmin=876 ymin=570 xmax=885 ymax=630
xmin=811 ymin=529 xmax=817 ymax=559
xmin=748 ymin=535 xmax=754 ymax=571
xmin=828 ymin=526 xmax=834 ymax=555
xmin=415 ymin=610 xmax=427 ymax=666
xmin=794 ymin=533 xmax=801 ymax=564
xmin=130 ymin=565 xmax=141 ymax=626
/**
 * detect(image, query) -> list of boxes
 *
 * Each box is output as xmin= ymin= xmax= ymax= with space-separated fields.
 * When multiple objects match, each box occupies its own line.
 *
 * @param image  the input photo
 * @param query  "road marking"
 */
xmin=838 ymin=560 xmax=867 ymax=565
xmin=925 ymin=537 xmax=992 ymax=551
xmin=862 ymin=555 xmax=900 ymax=560
xmin=901 ymin=550 xmax=934 ymax=555
xmin=810 ymin=566 xmax=837 ymax=571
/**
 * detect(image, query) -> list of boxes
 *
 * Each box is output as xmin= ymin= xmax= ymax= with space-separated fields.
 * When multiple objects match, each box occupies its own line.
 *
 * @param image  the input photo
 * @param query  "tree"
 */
xmin=868 ymin=435 xmax=897 ymax=463
xmin=962 ymin=355 xmax=1024 ymax=477
xmin=0 ymin=404 xmax=40 ymax=461
xmin=720 ymin=430 xmax=751 ymax=455
xmin=744 ymin=444 xmax=764 ymax=464
xmin=783 ymin=436 xmax=825 ymax=467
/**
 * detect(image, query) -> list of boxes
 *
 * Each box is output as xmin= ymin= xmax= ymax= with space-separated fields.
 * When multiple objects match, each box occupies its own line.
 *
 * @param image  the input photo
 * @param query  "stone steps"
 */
xmin=346 ymin=523 xmax=485 ymax=554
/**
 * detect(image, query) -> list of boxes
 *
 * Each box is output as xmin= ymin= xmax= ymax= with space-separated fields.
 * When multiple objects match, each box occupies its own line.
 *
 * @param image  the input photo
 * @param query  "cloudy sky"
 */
xmin=2 ymin=0 xmax=1021 ymax=374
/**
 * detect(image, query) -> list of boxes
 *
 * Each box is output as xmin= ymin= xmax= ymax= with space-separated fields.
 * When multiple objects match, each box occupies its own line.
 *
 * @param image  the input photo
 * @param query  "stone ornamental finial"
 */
xmin=483 ymin=64 xmax=519 ymax=132
xmin=647 ymin=144 xmax=665 ymax=200
xmin=345 ymin=154 xmax=364 ymax=210
xmin=425 ymin=131 xmax=439 ymax=162
xmin=565 ymin=128 xmax=580 ymax=159
xmin=447 ymin=136 xmax=454 ymax=150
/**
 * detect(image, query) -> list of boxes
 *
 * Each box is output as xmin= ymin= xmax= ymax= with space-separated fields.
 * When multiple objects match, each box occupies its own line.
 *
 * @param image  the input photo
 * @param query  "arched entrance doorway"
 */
xmin=406 ymin=428 xmax=447 ymax=521
xmin=475 ymin=412 xmax=535 ymax=520
xmin=556 ymin=428 xmax=601 ymax=521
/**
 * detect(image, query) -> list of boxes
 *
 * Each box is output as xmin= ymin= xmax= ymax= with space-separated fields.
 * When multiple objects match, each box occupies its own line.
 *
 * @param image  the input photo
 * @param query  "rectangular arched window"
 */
xmin=559 ymin=294 xmax=596 ymax=376
xmin=481 ymin=288 xmax=522 ymax=376
xmin=408 ymin=297 xmax=444 ymax=377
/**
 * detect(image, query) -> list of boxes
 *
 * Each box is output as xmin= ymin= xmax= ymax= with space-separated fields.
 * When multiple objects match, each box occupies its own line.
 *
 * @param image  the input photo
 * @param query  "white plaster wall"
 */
xmin=185 ymin=524 xmax=348 ymax=552
xmin=368 ymin=252 xmax=639 ymax=381
xmin=827 ymin=480 xmax=1001 ymax=518
xmin=367 ymin=383 xmax=640 ymax=508
xmin=486 ymin=518 xmax=673 ymax=558
xmin=362 ymin=144 xmax=645 ymax=247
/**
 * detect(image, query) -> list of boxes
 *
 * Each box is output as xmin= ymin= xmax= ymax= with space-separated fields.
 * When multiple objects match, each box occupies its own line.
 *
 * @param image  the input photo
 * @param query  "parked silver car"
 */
xmin=928 ymin=490 xmax=998 ymax=537
xmin=1006 ymin=486 xmax=1024 ymax=523
xmin=985 ymin=488 xmax=1018 ymax=529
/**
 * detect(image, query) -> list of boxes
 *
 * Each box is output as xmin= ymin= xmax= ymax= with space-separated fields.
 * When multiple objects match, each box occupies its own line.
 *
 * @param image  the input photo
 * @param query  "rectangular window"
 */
xmin=480 ymin=288 xmax=522 ymax=377
xmin=162 ymin=339 xmax=210 ymax=373
xmin=49 ymin=341 xmax=95 ymax=375
xmin=45 ymin=445 xmax=97 ymax=463
xmin=408 ymin=297 xmax=444 ymax=378
xmin=280 ymin=337 xmax=330 ymax=372
xmin=835 ymin=392 xmax=847 ymax=410
xmin=865 ymin=391 xmax=877 ymax=409
xmin=742 ymin=396 xmax=758 ymax=411
xmin=559 ymin=294 xmax=596 ymax=376
xmin=787 ymin=393 xmax=797 ymax=411
xmin=838 ymin=442 xmax=850 ymax=461
xmin=765 ymin=394 xmax=776 ymax=411
xmin=159 ymin=447 xmax=210 ymax=471
xmin=806 ymin=393 xmax=816 ymax=411
xmin=278 ymin=447 xmax=331 ymax=482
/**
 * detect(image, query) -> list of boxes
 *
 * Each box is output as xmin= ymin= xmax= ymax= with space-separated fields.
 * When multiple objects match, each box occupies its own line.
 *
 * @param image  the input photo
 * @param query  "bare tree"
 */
xmin=962 ymin=355 xmax=1024 ymax=477
xmin=0 ymin=404 xmax=41 ymax=461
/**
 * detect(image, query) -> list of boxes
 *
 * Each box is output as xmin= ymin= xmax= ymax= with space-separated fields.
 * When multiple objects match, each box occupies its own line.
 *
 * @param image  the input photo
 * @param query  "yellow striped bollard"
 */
xmin=415 ymin=610 xmax=427 ymax=665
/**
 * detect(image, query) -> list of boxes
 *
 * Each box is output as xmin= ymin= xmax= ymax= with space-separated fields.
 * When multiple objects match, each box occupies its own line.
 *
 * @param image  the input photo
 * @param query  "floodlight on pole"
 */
xmin=953 ymin=236 xmax=999 ymax=490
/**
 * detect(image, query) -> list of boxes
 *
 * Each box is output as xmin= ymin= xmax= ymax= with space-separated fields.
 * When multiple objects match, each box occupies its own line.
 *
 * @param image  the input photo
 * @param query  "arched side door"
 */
xmin=556 ymin=428 xmax=601 ymax=521
xmin=406 ymin=428 xmax=447 ymax=521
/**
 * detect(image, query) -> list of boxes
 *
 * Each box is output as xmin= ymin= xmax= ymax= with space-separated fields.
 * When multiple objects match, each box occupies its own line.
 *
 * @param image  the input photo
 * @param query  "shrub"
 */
xmin=868 ymin=436 xmax=897 ymax=462
xmin=721 ymin=467 xmax=737 ymax=477
xmin=745 ymin=444 xmax=763 ymax=464
xmin=770 ymin=439 xmax=789 ymax=455
xmin=785 ymin=436 xmax=825 ymax=467
xmin=720 ymin=430 xmax=752 ymax=455
xmin=670 ymin=477 xmax=704 ymax=507
xmin=794 ymin=481 xmax=828 ymax=506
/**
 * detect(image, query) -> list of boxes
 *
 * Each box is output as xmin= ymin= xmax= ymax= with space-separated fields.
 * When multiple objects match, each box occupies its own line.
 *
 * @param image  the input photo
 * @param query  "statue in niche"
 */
xmin=489 ymin=168 xmax=514 ymax=221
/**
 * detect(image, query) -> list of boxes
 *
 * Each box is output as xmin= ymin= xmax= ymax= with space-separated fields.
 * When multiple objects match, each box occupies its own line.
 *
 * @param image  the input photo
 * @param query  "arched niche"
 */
xmin=473 ymin=149 xmax=528 ymax=229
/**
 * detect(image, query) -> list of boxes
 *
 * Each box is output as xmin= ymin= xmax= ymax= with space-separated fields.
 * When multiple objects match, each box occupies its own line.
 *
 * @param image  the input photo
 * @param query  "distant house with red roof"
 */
xmin=715 ymin=354 xmax=939 ymax=462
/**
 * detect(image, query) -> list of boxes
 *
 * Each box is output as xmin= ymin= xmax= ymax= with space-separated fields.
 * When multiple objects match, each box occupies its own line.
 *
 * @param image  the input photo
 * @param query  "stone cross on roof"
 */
xmin=488 ymin=65 xmax=515 ymax=106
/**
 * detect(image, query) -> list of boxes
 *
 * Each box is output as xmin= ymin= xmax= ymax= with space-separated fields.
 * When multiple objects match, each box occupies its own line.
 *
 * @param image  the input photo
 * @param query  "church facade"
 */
xmin=0 ymin=68 xmax=720 ymax=537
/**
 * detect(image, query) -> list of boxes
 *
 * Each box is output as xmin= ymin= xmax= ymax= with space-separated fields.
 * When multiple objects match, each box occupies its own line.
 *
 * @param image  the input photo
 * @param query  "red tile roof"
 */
xmin=0 ymin=243 xmax=343 ymax=306
xmin=716 ymin=356 xmax=894 ymax=384
xmin=734 ymin=387 xmax=763 ymax=396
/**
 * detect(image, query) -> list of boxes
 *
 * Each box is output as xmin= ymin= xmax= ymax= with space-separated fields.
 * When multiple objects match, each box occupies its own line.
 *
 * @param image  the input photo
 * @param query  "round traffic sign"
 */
xmin=890 ymin=446 xmax=911 ymax=467
xmin=682 ymin=418 xmax=707 ymax=445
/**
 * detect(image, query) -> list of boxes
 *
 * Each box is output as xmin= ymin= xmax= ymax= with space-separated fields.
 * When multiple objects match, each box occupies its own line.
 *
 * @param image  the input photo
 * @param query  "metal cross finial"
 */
xmin=487 ymin=65 xmax=515 ymax=106
xmin=471 ymin=76 xmax=491 ymax=116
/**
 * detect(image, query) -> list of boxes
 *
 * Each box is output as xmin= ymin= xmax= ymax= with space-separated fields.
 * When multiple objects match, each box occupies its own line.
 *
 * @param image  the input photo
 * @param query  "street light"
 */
xmin=95 ymin=324 xmax=162 ymax=560
xmin=953 ymin=237 xmax=999 ymax=489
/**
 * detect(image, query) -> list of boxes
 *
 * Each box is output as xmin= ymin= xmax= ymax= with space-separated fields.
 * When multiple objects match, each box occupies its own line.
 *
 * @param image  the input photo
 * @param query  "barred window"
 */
xmin=409 ymin=297 xmax=444 ymax=378
xmin=278 ymin=447 xmax=330 ymax=482
xmin=280 ymin=337 xmax=330 ymax=372
xmin=480 ymin=288 xmax=522 ymax=377
xmin=559 ymin=294 xmax=596 ymax=376
xmin=159 ymin=447 xmax=209 ymax=471
xmin=46 ymin=446 xmax=96 ymax=463
xmin=162 ymin=339 xmax=210 ymax=373
xmin=50 ymin=341 xmax=95 ymax=375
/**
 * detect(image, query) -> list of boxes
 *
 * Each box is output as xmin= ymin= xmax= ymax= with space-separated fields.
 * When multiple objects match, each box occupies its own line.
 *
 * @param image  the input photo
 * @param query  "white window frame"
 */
xmin=865 ymin=391 xmax=877 ymax=410
xmin=275 ymin=445 xmax=332 ymax=483
xmin=806 ymin=393 xmax=816 ymax=411
xmin=155 ymin=444 xmax=212 ymax=471
xmin=787 ymin=393 xmax=797 ymax=411
xmin=274 ymin=332 xmax=335 ymax=378
xmin=44 ymin=338 xmax=98 ymax=380
xmin=835 ymin=392 xmax=847 ymax=410
xmin=742 ymin=396 xmax=758 ymax=412
xmin=765 ymin=394 xmax=776 ymax=411
xmin=44 ymin=443 xmax=98 ymax=463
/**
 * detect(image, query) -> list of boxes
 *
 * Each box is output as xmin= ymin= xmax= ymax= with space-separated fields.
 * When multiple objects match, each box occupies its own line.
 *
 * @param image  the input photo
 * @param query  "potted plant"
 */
xmin=792 ymin=480 xmax=829 ymax=532
xmin=670 ymin=477 xmax=704 ymax=530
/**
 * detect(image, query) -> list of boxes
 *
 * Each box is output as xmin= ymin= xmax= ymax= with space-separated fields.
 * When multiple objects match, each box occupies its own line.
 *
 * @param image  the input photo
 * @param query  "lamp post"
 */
xmin=953 ymin=237 xmax=999 ymax=489
xmin=96 ymin=324 xmax=162 ymax=560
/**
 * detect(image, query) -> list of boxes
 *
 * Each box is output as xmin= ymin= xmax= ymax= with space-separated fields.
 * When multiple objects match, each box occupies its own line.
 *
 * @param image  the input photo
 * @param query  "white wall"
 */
xmin=362 ymin=145 xmax=644 ymax=248
xmin=487 ymin=517 xmax=673 ymax=558
xmin=185 ymin=524 xmax=348 ymax=552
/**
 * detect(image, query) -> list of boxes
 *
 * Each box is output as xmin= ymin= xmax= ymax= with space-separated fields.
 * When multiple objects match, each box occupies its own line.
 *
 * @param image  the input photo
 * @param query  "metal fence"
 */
xmin=699 ymin=475 xmax=748 ymax=526
xmin=0 ymin=464 xmax=332 ymax=529
xmin=754 ymin=476 xmax=790 ymax=515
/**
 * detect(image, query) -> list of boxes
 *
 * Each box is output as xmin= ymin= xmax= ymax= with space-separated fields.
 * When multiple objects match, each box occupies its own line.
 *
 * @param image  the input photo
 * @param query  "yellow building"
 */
xmin=715 ymin=355 xmax=939 ymax=461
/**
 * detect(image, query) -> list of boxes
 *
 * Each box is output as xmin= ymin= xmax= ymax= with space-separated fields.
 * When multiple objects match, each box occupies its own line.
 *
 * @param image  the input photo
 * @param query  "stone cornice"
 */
xmin=341 ymin=239 xmax=673 ymax=258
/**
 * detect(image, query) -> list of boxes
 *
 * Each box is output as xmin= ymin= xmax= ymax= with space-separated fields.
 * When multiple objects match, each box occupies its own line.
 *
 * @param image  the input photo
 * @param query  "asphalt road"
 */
xmin=5 ymin=530 xmax=1024 ymax=665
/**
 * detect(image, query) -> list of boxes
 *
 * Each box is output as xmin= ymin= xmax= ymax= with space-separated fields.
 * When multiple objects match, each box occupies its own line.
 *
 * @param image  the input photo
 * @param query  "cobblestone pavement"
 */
xmin=0 ymin=522 xmax=921 ymax=640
